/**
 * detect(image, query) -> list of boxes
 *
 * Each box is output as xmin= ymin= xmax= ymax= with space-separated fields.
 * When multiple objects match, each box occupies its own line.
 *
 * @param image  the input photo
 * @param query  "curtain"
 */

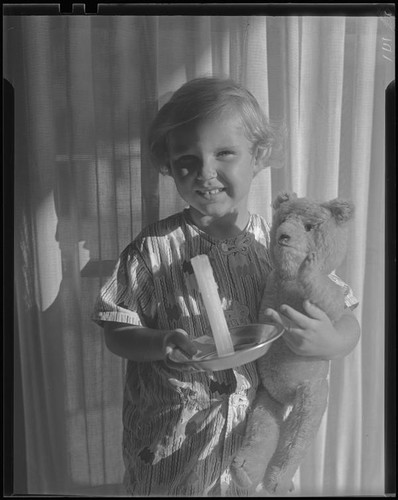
xmin=6 ymin=14 xmax=393 ymax=496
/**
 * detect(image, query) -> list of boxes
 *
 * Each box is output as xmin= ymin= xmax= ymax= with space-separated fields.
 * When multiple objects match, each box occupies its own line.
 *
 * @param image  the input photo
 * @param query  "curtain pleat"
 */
xmin=17 ymin=17 xmax=68 ymax=493
xmin=140 ymin=16 xmax=160 ymax=228
xmin=285 ymin=16 xmax=300 ymax=189
xmin=211 ymin=16 xmax=231 ymax=77
xmin=229 ymin=17 xmax=248 ymax=83
xmin=8 ymin=15 xmax=390 ymax=496
xmin=310 ymin=17 xmax=346 ymax=198
xmin=243 ymin=17 xmax=273 ymax=223
xmin=334 ymin=18 xmax=378 ymax=496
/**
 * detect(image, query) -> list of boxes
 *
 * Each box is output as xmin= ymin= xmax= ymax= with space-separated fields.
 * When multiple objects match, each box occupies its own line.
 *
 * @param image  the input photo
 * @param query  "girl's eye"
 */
xmin=217 ymin=150 xmax=235 ymax=159
xmin=171 ymin=156 xmax=199 ymax=176
xmin=172 ymin=155 xmax=199 ymax=170
xmin=175 ymin=155 xmax=197 ymax=164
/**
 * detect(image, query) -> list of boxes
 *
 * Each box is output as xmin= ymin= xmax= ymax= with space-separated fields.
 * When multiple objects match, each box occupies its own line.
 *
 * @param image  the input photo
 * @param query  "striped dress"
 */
xmin=92 ymin=209 xmax=356 ymax=496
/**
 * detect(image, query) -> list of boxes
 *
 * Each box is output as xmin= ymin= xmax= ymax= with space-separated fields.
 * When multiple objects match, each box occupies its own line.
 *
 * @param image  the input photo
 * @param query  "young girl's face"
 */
xmin=167 ymin=110 xmax=262 ymax=235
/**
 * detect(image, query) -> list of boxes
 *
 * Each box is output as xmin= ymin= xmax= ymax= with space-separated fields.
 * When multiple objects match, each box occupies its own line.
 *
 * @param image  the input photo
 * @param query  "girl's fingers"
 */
xmin=279 ymin=304 xmax=312 ymax=330
xmin=264 ymin=308 xmax=290 ymax=328
xmin=264 ymin=308 xmax=303 ymax=338
xmin=176 ymin=339 xmax=198 ymax=358
xmin=302 ymin=300 xmax=328 ymax=320
xmin=166 ymin=360 xmax=203 ymax=373
xmin=165 ymin=350 xmax=206 ymax=372
xmin=166 ymin=329 xmax=198 ymax=358
xmin=281 ymin=301 xmax=327 ymax=325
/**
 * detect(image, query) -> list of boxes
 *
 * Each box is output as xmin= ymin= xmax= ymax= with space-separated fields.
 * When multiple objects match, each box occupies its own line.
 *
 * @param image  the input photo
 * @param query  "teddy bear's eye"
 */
xmin=304 ymin=223 xmax=313 ymax=232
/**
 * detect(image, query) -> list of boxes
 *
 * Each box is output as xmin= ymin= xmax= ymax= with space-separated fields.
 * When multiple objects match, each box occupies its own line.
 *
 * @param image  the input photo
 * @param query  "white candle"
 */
xmin=191 ymin=255 xmax=235 ymax=357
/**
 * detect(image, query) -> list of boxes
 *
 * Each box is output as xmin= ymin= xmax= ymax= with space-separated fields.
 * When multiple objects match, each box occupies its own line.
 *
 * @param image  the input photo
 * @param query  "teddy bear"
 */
xmin=230 ymin=192 xmax=355 ymax=495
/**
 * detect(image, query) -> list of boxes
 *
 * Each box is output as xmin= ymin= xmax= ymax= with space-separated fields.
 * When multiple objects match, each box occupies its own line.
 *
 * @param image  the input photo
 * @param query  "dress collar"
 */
xmin=182 ymin=209 xmax=255 ymax=255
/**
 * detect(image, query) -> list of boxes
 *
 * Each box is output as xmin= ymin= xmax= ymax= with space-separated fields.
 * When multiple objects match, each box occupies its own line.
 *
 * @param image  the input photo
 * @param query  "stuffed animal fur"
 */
xmin=230 ymin=192 xmax=355 ymax=495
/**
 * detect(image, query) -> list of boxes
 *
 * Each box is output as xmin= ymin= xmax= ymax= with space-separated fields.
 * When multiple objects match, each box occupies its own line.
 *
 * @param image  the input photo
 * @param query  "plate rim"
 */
xmin=170 ymin=323 xmax=285 ymax=366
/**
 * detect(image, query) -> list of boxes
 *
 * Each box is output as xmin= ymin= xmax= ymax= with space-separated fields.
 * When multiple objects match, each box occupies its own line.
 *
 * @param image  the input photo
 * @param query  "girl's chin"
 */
xmin=189 ymin=205 xmax=249 ymax=226
xmin=190 ymin=205 xmax=232 ymax=220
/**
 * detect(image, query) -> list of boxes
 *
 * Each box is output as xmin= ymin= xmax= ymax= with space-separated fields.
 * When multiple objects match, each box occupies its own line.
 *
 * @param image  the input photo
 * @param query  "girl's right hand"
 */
xmin=164 ymin=329 xmax=205 ymax=372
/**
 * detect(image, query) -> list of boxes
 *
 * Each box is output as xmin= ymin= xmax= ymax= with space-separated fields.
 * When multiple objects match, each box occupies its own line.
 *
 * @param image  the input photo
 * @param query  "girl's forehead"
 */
xmin=168 ymin=111 xmax=247 ymax=151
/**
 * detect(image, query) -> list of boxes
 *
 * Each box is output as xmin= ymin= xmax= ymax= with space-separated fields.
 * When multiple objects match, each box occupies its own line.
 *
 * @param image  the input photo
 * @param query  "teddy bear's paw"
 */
xmin=298 ymin=252 xmax=318 ymax=279
xmin=303 ymin=251 xmax=317 ymax=268
xmin=263 ymin=470 xmax=295 ymax=497
xmin=253 ymin=482 xmax=275 ymax=496
xmin=230 ymin=457 xmax=256 ymax=489
xmin=264 ymin=479 xmax=294 ymax=497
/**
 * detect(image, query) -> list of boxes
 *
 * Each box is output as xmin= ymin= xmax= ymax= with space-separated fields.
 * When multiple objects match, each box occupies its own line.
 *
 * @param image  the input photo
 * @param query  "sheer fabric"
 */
xmin=6 ymin=14 xmax=393 ymax=495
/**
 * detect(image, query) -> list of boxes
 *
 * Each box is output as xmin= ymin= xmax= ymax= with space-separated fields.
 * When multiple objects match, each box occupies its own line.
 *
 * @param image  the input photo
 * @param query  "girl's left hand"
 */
xmin=264 ymin=300 xmax=347 ymax=359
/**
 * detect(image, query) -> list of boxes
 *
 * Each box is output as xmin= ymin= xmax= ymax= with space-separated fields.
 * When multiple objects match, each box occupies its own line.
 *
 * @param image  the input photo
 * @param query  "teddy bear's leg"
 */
xmin=262 ymin=378 xmax=328 ymax=495
xmin=230 ymin=386 xmax=284 ymax=490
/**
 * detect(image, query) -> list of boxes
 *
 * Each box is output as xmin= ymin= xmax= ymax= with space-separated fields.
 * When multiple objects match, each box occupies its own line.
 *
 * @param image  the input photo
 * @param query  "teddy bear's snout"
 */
xmin=276 ymin=223 xmax=296 ymax=246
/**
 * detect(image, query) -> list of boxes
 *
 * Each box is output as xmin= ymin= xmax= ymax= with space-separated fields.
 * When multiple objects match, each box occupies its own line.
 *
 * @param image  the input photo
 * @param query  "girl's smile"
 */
xmin=167 ymin=110 xmax=263 ymax=238
xmin=196 ymin=187 xmax=226 ymax=198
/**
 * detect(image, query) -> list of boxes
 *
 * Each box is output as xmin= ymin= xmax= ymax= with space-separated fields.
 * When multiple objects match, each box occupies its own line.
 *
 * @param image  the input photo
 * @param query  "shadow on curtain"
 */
xmin=6 ymin=14 xmax=393 ymax=496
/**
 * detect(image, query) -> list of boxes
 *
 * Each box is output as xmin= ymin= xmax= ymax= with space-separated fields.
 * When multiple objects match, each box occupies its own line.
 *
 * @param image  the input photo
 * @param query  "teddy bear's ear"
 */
xmin=324 ymin=199 xmax=355 ymax=223
xmin=272 ymin=191 xmax=297 ymax=210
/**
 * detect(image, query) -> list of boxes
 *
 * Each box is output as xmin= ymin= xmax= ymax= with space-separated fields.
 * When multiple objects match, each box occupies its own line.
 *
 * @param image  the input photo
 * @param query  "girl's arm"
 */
xmin=327 ymin=308 xmax=361 ymax=359
xmin=104 ymin=322 xmax=198 ymax=362
xmin=264 ymin=301 xmax=361 ymax=360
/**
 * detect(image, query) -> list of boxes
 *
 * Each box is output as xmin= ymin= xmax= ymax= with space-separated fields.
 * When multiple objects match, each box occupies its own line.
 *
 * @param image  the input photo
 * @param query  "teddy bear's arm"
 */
xmin=298 ymin=253 xmax=346 ymax=322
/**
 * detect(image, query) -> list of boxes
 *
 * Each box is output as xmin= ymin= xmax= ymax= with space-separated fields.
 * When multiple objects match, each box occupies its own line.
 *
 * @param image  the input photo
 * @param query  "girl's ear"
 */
xmin=160 ymin=163 xmax=172 ymax=176
xmin=252 ymin=147 xmax=271 ymax=176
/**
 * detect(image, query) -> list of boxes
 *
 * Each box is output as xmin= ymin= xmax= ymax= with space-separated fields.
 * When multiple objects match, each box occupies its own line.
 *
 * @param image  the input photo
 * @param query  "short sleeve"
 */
xmin=91 ymin=243 xmax=157 ymax=328
xmin=328 ymin=271 xmax=359 ymax=311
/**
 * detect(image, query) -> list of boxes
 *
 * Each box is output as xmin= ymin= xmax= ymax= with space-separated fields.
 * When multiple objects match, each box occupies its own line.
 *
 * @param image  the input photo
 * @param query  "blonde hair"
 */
xmin=148 ymin=77 xmax=277 ymax=174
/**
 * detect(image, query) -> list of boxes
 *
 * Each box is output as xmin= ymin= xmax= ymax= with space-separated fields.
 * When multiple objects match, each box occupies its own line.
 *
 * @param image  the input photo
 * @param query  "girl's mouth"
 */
xmin=196 ymin=188 xmax=226 ymax=199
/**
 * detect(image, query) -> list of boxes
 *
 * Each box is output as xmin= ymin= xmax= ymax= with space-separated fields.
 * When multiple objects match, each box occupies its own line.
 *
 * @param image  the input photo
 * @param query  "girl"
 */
xmin=92 ymin=77 xmax=360 ymax=496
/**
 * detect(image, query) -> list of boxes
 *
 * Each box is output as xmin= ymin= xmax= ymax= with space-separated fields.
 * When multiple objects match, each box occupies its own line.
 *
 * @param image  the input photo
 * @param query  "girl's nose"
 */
xmin=196 ymin=158 xmax=217 ymax=181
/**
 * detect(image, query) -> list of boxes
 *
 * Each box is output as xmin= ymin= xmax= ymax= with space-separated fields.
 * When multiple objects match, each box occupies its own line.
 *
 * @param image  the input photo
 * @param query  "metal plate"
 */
xmin=168 ymin=323 xmax=284 ymax=371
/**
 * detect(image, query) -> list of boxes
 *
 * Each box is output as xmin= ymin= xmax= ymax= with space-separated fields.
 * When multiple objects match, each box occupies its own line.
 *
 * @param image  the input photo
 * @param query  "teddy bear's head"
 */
xmin=269 ymin=192 xmax=354 ymax=279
